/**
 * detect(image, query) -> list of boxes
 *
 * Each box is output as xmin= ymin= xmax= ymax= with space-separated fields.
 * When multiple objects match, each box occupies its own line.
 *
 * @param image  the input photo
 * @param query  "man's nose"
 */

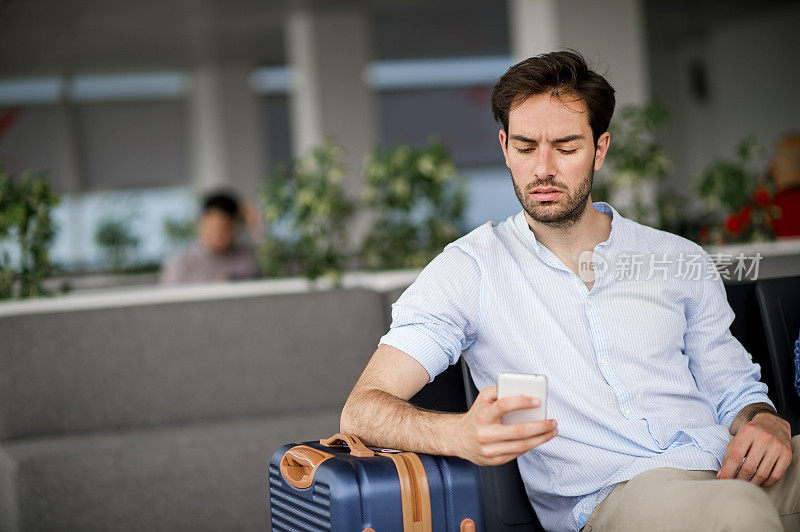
xmin=533 ymin=148 xmax=556 ymax=179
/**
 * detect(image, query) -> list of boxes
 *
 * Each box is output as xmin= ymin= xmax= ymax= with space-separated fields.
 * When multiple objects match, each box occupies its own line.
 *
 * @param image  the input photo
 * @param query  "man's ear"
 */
xmin=499 ymin=129 xmax=510 ymax=168
xmin=593 ymin=131 xmax=611 ymax=171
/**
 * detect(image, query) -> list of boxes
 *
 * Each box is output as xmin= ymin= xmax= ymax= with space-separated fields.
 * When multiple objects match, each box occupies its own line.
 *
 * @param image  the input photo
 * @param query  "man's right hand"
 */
xmin=452 ymin=385 xmax=558 ymax=466
xmin=341 ymin=346 xmax=557 ymax=464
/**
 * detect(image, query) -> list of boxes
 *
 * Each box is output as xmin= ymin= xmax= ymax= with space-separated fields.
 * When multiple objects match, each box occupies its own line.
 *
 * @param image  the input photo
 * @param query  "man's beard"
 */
xmin=511 ymin=165 xmax=594 ymax=229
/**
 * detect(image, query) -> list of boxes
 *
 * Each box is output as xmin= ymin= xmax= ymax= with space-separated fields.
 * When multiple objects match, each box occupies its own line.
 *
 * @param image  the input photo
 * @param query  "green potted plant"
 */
xmin=0 ymin=164 xmax=60 ymax=299
xmin=163 ymin=217 xmax=195 ymax=249
xmin=696 ymin=137 xmax=775 ymax=244
xmin=258 ymin=139 xmax=354 ymax=284
xmin=360 ymin=138 xmax=467 ymax=269
xmin=94 ymin=216 xmax=140 ymax=272
xmin=596 ymin=101 xmax=674 ymax=227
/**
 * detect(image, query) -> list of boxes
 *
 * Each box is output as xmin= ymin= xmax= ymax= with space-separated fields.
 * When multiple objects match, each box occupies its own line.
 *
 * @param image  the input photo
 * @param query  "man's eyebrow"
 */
xmin=509 ymin=134 xmax=584 ymax=144
xmin=552 ymin=134 xmax=584 ymax=143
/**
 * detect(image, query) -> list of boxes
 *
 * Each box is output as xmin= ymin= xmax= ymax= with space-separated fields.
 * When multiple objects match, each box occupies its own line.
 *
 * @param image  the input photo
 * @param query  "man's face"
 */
xmin=198 ymin=209 xmax=236 ymax=253
xmin=499 ymin=92 xmax=610 ymax=228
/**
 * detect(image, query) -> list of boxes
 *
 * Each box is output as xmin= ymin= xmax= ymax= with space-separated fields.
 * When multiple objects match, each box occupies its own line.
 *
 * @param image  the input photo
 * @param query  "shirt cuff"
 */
xmin=378 ymin=327 xmax=453 ymax=383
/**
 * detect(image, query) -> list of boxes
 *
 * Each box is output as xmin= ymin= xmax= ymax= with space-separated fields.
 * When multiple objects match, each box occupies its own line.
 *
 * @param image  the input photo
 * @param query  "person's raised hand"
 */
xmin=239 ymin=200 xmax=262 ymax=237
xmin=717 ymin=412 xmax=792 ymax=487
xmin=451 ymin=385 xmax=557 ymax=466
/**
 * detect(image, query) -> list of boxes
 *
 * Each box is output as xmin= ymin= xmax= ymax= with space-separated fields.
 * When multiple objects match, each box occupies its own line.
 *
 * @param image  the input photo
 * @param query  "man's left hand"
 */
xmin=718 ymin=412 xmax=792 ymax=487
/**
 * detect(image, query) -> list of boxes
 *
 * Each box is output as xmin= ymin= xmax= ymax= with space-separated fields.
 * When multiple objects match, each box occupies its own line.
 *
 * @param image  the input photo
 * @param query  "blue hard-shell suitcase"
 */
xmin=268 ymin=433 xmax=485 ymax=531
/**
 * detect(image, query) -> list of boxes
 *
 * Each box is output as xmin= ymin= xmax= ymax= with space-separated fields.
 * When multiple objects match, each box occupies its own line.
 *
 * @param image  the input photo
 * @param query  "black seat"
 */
xmin=756 ymin=276 xmax=800 ymax=435
xmin=724 ymin=281 xmax=777 ymax=404
xmin=408 ymin=359 xmax=544 ymax=531
xmin=460 ymin=358 xmax=545 ymax=532
xmin=408 ymin=362 xmax=469 ymax=413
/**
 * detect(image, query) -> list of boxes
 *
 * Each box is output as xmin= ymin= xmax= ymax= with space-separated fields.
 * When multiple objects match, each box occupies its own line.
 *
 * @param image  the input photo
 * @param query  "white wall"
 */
xmin=557 ymin=0 xmax=649 ymax=108
xmin=708 ymin=5 xmax=800 ymax=163
xmin=650 ymin=3 xmax=800 ymax=206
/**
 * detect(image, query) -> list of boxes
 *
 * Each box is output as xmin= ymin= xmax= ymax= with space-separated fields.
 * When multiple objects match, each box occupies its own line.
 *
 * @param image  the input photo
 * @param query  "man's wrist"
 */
xmin=434 ymin=412 xmax=466 ymax=457
xmin=747 ymin=404 xmax=779 ymax=422
xmin=730 ymin=402 xmax=776 ymax=435
xmin=730 ymin=402 xmax=784 ymax=436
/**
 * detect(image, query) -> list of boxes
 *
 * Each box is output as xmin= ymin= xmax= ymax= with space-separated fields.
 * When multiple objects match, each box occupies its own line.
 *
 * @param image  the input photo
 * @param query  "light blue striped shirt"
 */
xmin=379 ymin=202 xmax=772 ymax=531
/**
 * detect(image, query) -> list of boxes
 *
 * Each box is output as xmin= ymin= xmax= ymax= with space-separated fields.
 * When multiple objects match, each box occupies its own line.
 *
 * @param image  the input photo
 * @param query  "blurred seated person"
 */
xmin=160 ymin=191 xmax=260 ymax=284
xmin=770 ymin=132 xmax=800 ymax=238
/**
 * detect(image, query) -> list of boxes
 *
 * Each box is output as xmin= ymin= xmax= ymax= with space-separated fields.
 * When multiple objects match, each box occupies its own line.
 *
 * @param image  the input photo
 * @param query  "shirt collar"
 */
xmin=513 ymin=201 xmax=621 ymax=254
xmin=593 ymin=201 xmax=619 ymax=249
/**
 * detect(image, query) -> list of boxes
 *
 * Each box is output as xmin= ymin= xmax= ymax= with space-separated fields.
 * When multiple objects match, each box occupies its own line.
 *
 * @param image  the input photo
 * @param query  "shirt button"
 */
xmin=624 ymin=407 xmax=632 ymax=416
xmin=586 ymin=300 xmax=593 ymax=307
xmin=600 ymin=360 xmax=608 ymax=367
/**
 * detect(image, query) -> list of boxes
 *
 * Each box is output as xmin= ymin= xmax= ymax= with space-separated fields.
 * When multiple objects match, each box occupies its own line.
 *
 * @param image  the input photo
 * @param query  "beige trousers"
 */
xmin=582 ymin=435 xmax=800 ymax=531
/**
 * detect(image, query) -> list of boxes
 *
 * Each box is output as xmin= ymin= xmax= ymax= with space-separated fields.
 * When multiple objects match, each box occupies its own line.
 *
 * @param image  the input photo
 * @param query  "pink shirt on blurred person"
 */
xmin=160 ymin=244 xmax=259 ymax=285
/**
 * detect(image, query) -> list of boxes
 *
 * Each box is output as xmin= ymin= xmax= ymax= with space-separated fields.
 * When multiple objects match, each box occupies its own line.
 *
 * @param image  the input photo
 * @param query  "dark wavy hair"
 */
xmin=202 ymin=191 xmax=240 ymax=219
xmin=491 ymin=50 xmax=616 ymax=147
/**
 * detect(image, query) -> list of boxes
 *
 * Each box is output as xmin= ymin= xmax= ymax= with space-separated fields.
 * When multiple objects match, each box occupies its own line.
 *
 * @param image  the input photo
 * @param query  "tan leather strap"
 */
xmin=377 ymin=452 xmax=432 ymax=532
xmin=280 ymin=445 xmax=334 ymax=489
xmin=319 ymin=433 xmax=376 ymax=457
xmin=460 ymin=518 xmax=476 ymax=531
xmin=317 ymin=434 xmax=435 ymax=531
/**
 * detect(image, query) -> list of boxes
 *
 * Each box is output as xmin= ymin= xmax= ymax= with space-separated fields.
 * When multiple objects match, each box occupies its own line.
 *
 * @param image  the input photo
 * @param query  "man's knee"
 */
xmin=709 ymin=480 xmax=781 ymax=531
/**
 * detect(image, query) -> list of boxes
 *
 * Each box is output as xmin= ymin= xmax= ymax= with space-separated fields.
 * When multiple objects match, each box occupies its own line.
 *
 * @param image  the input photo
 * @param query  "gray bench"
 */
xmin=0 ymin=280 xmax=409 ymax=531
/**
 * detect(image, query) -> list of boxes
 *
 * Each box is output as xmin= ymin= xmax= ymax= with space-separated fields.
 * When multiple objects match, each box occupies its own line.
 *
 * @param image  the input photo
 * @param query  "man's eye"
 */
xmin=516 ymin=147 xmax=534 ymax=153
xmin=559 ymin=149 xmax=577 ymax=154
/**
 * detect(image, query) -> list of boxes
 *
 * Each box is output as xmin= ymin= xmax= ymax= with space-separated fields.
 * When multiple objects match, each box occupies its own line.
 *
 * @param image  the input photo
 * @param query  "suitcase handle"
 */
xmin=279 ymin=445 xmax=334 ymax=489
xmin=319 ymin=433 xmax=376 ymax=457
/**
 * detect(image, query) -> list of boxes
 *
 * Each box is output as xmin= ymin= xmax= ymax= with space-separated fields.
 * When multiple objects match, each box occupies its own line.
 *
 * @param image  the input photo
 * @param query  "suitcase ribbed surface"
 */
xmin=269 ymin=464 xmax=332 ymax=531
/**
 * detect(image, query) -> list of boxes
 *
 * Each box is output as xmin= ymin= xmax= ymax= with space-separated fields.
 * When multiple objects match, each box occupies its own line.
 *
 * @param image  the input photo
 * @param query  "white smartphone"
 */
xmin=497 ymin=372 xmax=548 ymax=424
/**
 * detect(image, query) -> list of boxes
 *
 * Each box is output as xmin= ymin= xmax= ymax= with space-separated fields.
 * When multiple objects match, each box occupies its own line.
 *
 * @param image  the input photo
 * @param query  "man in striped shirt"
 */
xmin=340 ymin=51 xmax=800 ymax=531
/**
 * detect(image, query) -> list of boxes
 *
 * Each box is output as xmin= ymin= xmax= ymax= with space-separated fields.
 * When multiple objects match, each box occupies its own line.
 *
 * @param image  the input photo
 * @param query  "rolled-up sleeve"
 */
xmin=378 ymin=245 xmax=482 ymax=382
xmin=684 ymin=249 xmax=774 ymax=429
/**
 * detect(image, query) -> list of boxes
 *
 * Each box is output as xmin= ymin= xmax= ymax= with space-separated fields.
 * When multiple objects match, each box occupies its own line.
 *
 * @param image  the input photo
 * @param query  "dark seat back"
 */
xmin=408 ymin=359 xmax=544 ymax=531
xmin=724 ymin=281 xmax=777 ymax=403
xmin=756 ymin=276 xmax=800 ymax=435
xmin=408 ymin=363 xmax=469 ymax=413
xmin=461 ymin=359 xmax=545 ymax=532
